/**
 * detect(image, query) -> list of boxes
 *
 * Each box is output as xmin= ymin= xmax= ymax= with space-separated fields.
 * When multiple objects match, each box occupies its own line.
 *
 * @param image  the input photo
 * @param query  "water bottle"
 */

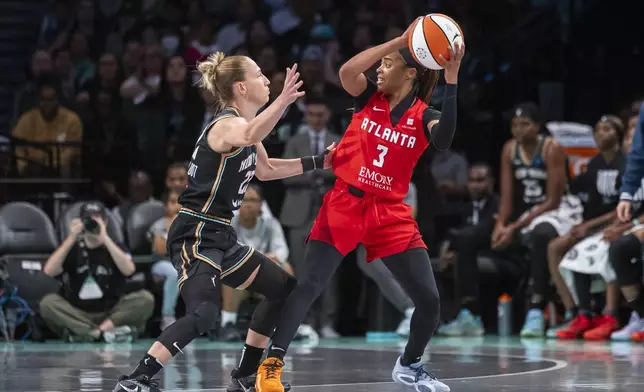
xmin=497 ymin=293 xmax=512 ymax=337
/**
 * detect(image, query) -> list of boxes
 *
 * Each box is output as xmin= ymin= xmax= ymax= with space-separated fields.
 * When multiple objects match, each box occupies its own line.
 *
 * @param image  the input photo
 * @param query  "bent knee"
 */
xmin=39 ymin=293 xmax=64 ymax=315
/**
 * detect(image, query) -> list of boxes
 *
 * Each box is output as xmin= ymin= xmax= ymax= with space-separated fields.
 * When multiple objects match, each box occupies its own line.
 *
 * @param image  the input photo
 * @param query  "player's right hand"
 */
xmin=617 ymin=200 xmax=632 ymax=222
xmin=279 ymin=63 xmax=305 ymax=105
xmin=69 ymin=218 xmax=84 ymax=239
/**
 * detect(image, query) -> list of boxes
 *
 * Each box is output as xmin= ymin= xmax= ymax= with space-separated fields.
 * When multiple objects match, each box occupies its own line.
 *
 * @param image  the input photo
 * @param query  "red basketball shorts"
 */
xmin=307 ymin=181 xmax=426 ymax=262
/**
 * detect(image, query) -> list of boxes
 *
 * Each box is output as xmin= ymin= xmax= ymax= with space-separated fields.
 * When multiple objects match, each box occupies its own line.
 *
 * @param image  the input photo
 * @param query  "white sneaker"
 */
xmin=392 ymin=356 xmax=450 ymax=392
xmin=611 ymin=311 xmax=644 ymax=341
xmin=294 ymin=324 xmax=320 ymax=341
xmin=397 ymin=308 xmax=414 ymax=337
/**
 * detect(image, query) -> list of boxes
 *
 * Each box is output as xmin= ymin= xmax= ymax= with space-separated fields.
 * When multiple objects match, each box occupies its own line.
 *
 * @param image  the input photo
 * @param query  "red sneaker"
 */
xmin=583 ymin=314 xmax=619 ymax=340
xmin=556 ymin=314 xmax=594 ymax=339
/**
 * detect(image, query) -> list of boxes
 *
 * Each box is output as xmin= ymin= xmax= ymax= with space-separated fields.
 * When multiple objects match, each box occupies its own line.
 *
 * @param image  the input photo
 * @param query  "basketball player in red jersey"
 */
xmin=256 ymin=22 xmax=463 ymax=392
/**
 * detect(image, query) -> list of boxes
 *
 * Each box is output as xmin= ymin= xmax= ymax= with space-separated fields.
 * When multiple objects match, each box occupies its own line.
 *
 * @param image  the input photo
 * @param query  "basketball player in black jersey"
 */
xmin=545 ymin=115 xmax=625 ymax=339
xmin=113 ymin=53 xmax=335 ymax=392
xmin=492 ymin=103 xmax=580 ymax=338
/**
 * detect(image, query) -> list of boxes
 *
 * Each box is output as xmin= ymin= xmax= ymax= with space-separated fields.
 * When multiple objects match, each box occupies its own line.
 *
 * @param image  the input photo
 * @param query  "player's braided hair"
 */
xmin=416 ymin=69 xmax=440 ymax=105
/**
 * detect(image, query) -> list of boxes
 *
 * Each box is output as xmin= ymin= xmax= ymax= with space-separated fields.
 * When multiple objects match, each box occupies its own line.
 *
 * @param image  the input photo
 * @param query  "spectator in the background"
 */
xmin=53 ymin=49 xmax=76 ymax=103
xmin=12 ymin=50 xmax=53 ymax=126
xmin=216 ymin=0 xmax=260 ymax=54
xmin=40 ymin=202 xmax=153 ymax=343
xmin=121 ymin=38 xmax=144 ymax=78
xmin=69 ymin=31 xmax=96 ymax=91
xmin=12 ymin=75 xmax=83 ymax=176
xmin=189 ymin=18 xmax=219 ymax=58
xmin=356 ymin=183 xmax=419 ymax=337
xmin=436 ymin=164 xmax=499 ymax=336
xmin=120 ymin=45 xmax=162 ymax=104
xmin=78 ymin=53 xmax=122 ymax=104
xmin=351 ymin=24 xmax=374 ymax=52
xmin=149 ymin=189 xmax=182 ymax=330
xmin=85 ymin=89 xmax=135 ymax=199
xmin=246 ymin=19 xmax=276 ymax=58
xmin=162 ymin=56 xmax=204 ymax=162
xmin=224 ymin=185 xmax=294 ymax=341
xmin=256 ymin=46 xmax=279 ymax=78
xmin=73 ymin=0 xmax=105 ymax=57
xmin=38 ymin=0 xmax=74 ymax=49
xmin=618 ymin=102 xmax=644 ymax=222
xmin=270 ymin=0 xmax=320 ymax=53
xmin=431 ymin=138 xmax=470 ymax=244
xmin=164 ymin=162 xmax=189 ymax=192
xmin=111 ymin=170 xmax=156 ymax=229
xmin=280 ymin=95 xmax=340 ymax=338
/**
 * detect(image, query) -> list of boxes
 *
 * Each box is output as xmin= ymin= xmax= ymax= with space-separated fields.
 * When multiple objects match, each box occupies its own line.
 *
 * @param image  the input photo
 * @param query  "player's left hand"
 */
xmin=492 ymin=224 xmax=515 ymax=249
xmin=323 ymin=142 xmax=337 ymax=169
xmin=439 ymin=40 xmax=465 ymax=84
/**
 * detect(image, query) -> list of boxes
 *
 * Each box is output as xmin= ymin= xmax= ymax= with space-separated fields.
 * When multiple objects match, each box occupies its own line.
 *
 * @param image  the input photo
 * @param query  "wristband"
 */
xmin=633 ymin=219 xmax=641 ymax=227
xmin=301 ymin=152 xmax=326 ymax=172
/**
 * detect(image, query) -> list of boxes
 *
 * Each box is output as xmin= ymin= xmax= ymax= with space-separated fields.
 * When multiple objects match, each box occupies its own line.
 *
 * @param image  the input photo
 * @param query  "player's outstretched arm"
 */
xmin=255 ymin=142 xmax=336 ymax=181
xmin=212 ymin=65 xmax=305 ymax=148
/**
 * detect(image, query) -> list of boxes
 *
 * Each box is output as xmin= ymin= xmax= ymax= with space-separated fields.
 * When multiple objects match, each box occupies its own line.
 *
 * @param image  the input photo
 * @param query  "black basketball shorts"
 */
xmin=167 ymin=211 xmax=264 ymax=290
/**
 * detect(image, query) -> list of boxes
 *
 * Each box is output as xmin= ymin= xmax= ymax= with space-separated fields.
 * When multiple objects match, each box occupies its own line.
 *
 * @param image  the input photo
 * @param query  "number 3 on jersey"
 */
xmin=373 ymin=144 xmax=389 ymax=168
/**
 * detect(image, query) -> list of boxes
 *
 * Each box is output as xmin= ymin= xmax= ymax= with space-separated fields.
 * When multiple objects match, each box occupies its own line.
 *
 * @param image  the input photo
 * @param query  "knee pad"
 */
xmin=192 ymin=301 xmax=218 ymax=334
xmin=609 ymin=234 xmax=643 ymax=286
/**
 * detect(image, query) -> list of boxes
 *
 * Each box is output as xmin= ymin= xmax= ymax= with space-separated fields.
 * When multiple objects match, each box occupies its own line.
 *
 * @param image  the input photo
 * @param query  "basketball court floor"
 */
xmin=1 ymin=336 xmax=643 ymax=391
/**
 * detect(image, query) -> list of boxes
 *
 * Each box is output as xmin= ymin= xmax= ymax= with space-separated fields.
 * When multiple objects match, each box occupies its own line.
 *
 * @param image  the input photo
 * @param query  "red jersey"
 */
xmin=332 ymin=91 xmax=430 ymax=200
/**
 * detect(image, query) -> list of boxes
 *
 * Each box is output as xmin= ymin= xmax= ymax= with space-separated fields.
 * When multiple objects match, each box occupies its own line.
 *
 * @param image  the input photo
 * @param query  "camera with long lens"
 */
xmin=80 ymin=202 xmax=104 ymax=235
xmin=82 ymin=216 xmax=100 ymax=234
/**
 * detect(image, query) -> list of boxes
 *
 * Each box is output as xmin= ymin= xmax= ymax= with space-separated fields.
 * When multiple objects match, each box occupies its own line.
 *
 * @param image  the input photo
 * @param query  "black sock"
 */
xmin=267 ymin=345 xmax=286 ymax=361
xmin=130 ymin=354 xmax=163 ymax=379
xmin=629 ymin=291 xmax=644 ymax=317
xmin=400 ymin=353 xmax=422 ymax=367
xmin=235 ymin=344 xmax=265 ymax=378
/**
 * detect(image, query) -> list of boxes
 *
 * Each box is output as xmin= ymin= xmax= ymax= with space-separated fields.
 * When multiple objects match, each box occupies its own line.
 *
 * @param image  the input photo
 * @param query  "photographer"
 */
xmin=39 ymin=203 xmax=154 ymax=342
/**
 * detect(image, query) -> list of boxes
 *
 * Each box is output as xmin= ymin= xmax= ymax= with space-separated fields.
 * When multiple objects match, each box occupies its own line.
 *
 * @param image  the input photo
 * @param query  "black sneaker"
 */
xmin=220 ymin=322 xmax=242 ymax=342
xmin=113 ymin=374 xmax=160 ymax=392
xmin=226 ymin=370 xmax=291 ymax=392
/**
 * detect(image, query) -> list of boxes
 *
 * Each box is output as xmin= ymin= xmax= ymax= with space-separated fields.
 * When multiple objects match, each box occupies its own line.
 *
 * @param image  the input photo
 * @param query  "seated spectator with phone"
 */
xmin=39 ymin=202 xmax=154 ymax=342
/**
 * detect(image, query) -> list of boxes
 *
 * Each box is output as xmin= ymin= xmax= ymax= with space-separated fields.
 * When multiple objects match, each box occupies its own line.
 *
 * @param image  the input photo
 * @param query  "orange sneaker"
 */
xmin=556 ymin=314 xmax=594 ymax=339
xmin=583 ymin=314 xmax=619 ymax=340
xmin=632 ymin=331 xmax=644 ymax=342
xmin=256 ymin=357 xmax=285 ymax=392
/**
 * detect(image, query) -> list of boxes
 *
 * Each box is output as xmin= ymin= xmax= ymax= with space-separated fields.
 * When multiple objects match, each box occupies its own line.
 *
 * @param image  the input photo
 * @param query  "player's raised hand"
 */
xmin=279 ymin=64 xmax=305 ymax=105
xmin=439 ymin=40 xmax=465 ymax=84
xmin=323 ymin=142 xmax=337 ymax=169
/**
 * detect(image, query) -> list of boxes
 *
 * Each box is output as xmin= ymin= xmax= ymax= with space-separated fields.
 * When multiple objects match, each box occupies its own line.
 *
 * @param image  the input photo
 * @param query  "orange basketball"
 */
xmin=407 ymin=14 xmax=464 ymax=70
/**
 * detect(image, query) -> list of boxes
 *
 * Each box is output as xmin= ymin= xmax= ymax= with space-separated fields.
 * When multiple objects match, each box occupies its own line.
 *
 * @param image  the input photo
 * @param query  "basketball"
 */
xmin=407 ymin=14 xmax=464 ymax=70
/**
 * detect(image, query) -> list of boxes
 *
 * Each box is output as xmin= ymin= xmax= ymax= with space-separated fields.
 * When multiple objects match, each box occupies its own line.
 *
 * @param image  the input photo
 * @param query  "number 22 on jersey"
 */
xmin=373 ymin=144 xmax=389 ymax=168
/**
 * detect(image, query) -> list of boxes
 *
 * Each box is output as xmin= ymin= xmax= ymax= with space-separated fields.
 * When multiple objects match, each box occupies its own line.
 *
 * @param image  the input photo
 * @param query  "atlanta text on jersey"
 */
xmin=188 ymin=162 xmax=198 ymax=178
xmin=360 ymin=117 xmax=417 ymax=148
xmin=358 ymin=166 xmax=393 ymax=191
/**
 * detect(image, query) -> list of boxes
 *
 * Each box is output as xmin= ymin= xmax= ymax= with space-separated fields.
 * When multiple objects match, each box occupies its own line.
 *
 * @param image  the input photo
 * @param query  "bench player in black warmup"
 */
xmin=113 ymin=53 xmax=334 ymax=392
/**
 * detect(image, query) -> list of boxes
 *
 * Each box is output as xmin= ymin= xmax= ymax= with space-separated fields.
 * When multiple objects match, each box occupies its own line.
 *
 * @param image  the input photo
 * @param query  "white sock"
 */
xmin=221 ymin=311 xmax=237 ymax=327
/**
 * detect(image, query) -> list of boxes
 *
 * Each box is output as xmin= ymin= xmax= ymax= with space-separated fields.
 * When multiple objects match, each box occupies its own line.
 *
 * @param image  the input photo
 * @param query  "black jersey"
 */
xmin=511 ymin=136 xmax=549 ymax=218
xmin=179 ymin=108 xmax=257 ymax=221
xmin=577 ymin=152 xmax=625 ymax=221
